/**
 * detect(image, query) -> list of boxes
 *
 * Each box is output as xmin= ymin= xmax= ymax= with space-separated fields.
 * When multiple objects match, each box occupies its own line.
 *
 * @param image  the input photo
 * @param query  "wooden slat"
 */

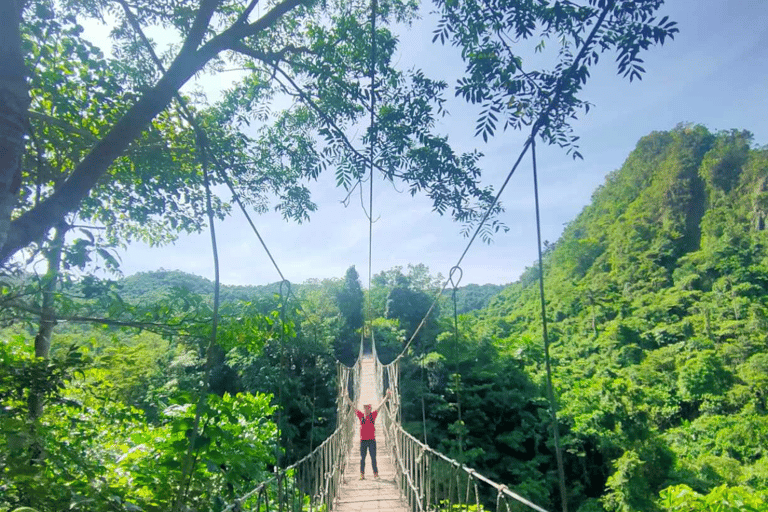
xmin=335 ymin=357 xmax=410 ymax=512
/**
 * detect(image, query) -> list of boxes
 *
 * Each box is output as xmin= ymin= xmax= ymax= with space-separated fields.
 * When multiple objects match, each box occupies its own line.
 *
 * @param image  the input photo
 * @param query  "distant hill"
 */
xmin=118 ymin=269 xmax=504 ymax=314
xmin=448 ymin=283 xmax=506 ymax=314
xmin=117 ymin=269 xmax=306 ymax=304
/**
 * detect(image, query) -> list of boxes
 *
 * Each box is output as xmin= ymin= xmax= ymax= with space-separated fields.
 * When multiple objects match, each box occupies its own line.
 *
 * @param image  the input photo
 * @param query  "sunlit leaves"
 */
xmin=659 ymin=484 xmax=768 ymax=512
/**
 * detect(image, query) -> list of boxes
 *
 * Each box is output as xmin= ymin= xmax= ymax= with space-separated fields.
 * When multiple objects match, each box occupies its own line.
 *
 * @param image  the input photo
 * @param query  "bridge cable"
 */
xmin=277 ymin=280 xmax=291 ymax=473
xmin=113 ymin=8 xmax=226 ymax=508
xmin=389 ymin=135 xmax=534 ymax=365
xmin=449 ymin=265 xmax=464 ymax=458
xmin=387 ymin=0 xmax=615 ymax=369
xmin=420 ymin=339 xmax=428 ymax=445
xmin=212 ymin=154 xmax=288 ymax=285
xmin=208 ymin=152 xmax=329 ymax=336
xmin=531 ymin=139 xmax=568 ymax=512
xmin=366 ymin=0 xmax=377 ymax=348
xmin=174 ymin=133 xmax=222 ymax=511
xmin=309 ymin=325 xmax=319 ymax=453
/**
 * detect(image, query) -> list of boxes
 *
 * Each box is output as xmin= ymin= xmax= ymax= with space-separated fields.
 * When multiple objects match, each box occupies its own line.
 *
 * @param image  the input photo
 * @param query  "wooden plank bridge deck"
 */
xmin=335 ymin=356 xmax=410 ymax=512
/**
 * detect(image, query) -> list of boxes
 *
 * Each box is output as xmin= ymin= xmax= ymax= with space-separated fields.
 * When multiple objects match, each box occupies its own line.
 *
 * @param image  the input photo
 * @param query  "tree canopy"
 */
xmin=0 ymin=0 xmax=678 ymax=268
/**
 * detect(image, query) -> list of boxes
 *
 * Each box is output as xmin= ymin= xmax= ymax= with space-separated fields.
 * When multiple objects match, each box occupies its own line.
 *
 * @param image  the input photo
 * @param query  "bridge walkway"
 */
xmin=334 ymin=356 xmax=409 ymax=512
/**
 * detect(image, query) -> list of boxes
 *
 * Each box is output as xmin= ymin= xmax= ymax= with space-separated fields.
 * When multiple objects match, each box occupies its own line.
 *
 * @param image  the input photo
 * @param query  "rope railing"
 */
xmin=383 ymin=416 xmax=550 ymax=512
xmin=371 ymin=336 xmax=550 ymax=512
xmin=222 ymin=357 xmax=362 ymax=512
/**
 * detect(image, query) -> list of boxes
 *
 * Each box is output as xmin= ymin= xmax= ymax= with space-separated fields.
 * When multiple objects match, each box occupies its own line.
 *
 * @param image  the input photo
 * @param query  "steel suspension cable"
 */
xmin=212 ymin=155 xmax=287 ymax=283
xmin=389 ymin=135 xmax=534 ymax=364
xmin=172 ymin=133 xmax=222 ymax=512
xmin=309 ymin=345 xmax=318 ymax=453
xmin=208 ymin=153 xmax=332 ymax=340
xmin=531 ymin=139 xmax=568 ymax=512
xmin=276 ymin=280 xmax=292 ymax=473
xmin=366 ymin=0 xmax=377 ymax=346
xmin=382 ymin=0 xmax=618 ymax=368
xmin=449 ymin=265 xmax=463 ymax=457
xmin=420 ymin=345 xmax=427 ymax=444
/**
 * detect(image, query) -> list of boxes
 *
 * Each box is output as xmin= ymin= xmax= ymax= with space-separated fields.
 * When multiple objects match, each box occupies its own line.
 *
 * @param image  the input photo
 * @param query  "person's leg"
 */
xmin=371 ymin=439 xmax=378 ymax=476
xmin=360 ymin=440 xmax=368 ymax=477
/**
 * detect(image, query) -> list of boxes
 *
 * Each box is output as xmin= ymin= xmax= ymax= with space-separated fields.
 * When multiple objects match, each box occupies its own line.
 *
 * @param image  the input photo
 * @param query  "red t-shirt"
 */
xmin=356 ymin=410 xmax=378 ymax=440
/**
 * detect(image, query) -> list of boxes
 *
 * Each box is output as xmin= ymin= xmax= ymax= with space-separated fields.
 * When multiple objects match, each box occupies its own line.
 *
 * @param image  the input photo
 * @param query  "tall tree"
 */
xmin=0 ymin=0 xmax=29 ymax=254
xmin=335 ymin=265 xmax=364 ymax=362
xmin=337 ymin=265 xmax=364 ymax=332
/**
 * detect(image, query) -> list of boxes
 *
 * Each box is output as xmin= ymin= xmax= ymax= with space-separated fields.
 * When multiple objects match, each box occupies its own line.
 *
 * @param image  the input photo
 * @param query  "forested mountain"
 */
xmin=448 ymin=124 xmax=768 ymax=510
xmin=452 ymin=283 xmax=506 ymax=314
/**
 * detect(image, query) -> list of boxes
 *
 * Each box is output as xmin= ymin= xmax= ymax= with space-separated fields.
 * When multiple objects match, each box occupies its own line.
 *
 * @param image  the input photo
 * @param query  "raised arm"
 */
xmin=343 ymin=393 xmax=358 ymax=413
xmin=373 ymin=389 xmax=392 ymax=413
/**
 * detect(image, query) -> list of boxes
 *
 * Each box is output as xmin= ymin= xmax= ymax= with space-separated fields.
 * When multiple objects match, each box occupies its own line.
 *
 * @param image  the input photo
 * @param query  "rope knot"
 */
xmin=279 ymin=279 xmax=292 ymax=299
xmin=449 ymin=265 xmax=463 ymax=290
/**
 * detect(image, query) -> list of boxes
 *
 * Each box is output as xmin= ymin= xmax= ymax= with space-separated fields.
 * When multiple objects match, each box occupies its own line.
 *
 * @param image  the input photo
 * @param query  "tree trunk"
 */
xmin=28 ymin=221 xmax=67 ymax=420
xmin=0 ymin=0 xmax=30 ymax=252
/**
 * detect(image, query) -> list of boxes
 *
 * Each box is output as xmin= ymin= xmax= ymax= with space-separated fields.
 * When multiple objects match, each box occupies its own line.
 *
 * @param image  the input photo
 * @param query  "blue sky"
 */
xmin=113 ymin=0 xmax=768 ymax=287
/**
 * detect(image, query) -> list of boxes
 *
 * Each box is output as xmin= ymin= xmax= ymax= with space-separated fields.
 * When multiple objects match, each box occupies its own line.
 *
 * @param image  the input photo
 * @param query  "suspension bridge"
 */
xmin=221 ymin=333 xmax=550 ymax=512
xmin=210 ymin=63 xmax=567 ymax=512
xmin=214 ymin=0 xmax=567 ymax=508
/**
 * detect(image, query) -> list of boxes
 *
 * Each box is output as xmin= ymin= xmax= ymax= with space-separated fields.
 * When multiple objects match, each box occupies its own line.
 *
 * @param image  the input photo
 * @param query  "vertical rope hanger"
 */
xmin=531 ymin=139 xmax=568 ymax=512
xmin=449 ymin=265 xmax=464 ymax=458
xmin=366 ymin=0 xmax=377 ymax=345
xmin=172 ymin=131 xmax=221 ymax=512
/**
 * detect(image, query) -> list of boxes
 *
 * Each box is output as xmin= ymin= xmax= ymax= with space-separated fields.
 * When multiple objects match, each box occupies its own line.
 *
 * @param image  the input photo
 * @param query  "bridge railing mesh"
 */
xmin=373 ymin=338 xmax=549 ymax=512
xmin=382 ymin=418 xmax=550 ymax=512
xmin=223 ymin=360 xmax=360 ymax=512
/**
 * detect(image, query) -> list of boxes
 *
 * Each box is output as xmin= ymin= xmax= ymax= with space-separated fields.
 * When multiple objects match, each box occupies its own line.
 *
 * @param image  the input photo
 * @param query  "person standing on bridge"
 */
xmin=346 ymin=388 xmax=391 ymax=480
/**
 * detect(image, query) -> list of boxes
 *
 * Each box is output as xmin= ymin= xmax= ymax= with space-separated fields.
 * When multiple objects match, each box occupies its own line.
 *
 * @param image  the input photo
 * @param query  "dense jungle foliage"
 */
xmin=3 ymin=124 xmax=768 ymax=512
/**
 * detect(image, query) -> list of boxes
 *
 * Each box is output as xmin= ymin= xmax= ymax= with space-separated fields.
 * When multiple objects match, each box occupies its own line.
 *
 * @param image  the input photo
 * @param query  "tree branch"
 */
xmin=180 ymin=0 xmax=223 ymax=55
xmin=4 ymin=301 xmax=193 ymax=335
xmin=28 ymin=110 xmax=99 ymax=143
xmin=0 ymin=0 xmax=308 ymax=264
xmin=226 ymin=0 xmax=308 ymax=41
xmin=236 ymin=0 xmax=261 ymax=26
